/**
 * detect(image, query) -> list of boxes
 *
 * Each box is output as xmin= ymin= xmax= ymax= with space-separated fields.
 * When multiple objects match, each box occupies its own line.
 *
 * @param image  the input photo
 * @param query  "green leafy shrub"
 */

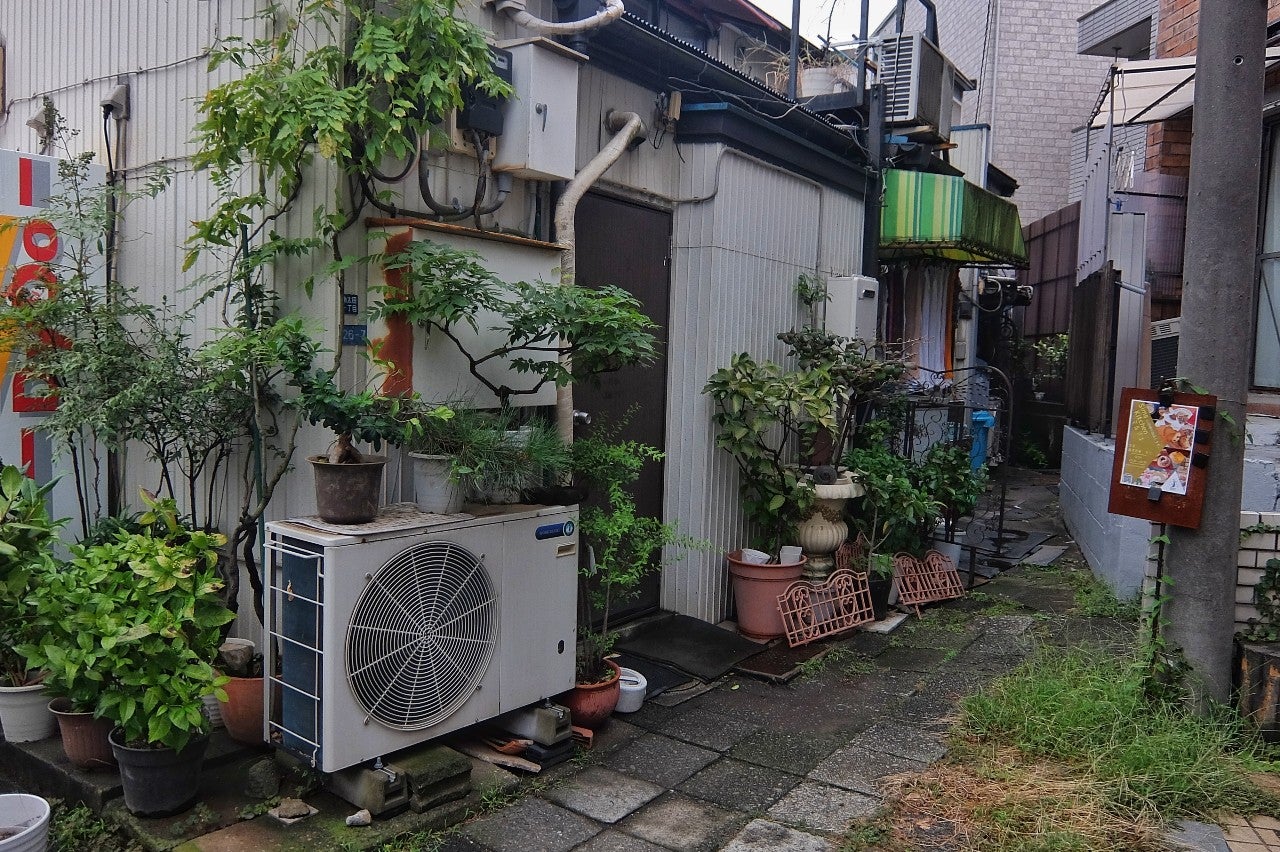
xmin=0 ymin=465 xmax=63 ymax=686
xmin=19 ymin=495 xmax=234 ymax=750
xmin=572 ymin=429 xmax=701 ymax=682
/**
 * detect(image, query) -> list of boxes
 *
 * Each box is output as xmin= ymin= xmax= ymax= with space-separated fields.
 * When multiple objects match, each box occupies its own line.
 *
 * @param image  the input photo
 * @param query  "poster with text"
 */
xmin=1118 ymin=399 xmax=1197 ymax=496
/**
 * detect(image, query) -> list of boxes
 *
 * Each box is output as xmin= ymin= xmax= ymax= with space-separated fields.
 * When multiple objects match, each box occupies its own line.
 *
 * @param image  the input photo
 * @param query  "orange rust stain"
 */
xmin=374 ymin=230 xmax=415 ymax=397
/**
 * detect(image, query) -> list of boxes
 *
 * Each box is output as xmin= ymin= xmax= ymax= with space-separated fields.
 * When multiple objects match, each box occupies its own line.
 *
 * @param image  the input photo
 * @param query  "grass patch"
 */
xmin=853 ymin=646 xmax=1278 ymax=851
xmin=1069 ymin=576 xmax=1140 ymax=621
xmin=961 ymin=648 xmax=1272 ymax=819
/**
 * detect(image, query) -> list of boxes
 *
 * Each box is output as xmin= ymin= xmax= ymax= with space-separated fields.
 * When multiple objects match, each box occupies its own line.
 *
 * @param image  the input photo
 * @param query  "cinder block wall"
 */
xmin=1059 ymin=427 xmax=1151 ymax=598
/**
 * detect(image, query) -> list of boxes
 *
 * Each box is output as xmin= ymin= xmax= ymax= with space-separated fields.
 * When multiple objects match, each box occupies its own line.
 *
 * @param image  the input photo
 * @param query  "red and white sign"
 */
xmin=0 ymin=149 xmax=106 ymax=524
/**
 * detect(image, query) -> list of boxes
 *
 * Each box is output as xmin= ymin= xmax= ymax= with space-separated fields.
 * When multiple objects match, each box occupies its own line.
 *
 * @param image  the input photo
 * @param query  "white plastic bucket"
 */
xmin=615 ymin=668 xmax=648 ymax=713
xmin=0 ymin=794 xmax=50 ymax=852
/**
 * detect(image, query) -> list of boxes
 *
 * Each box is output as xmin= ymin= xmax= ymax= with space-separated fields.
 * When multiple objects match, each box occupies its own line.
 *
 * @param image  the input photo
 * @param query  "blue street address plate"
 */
xmin=341 ymin=324 xmax=367 ymax=346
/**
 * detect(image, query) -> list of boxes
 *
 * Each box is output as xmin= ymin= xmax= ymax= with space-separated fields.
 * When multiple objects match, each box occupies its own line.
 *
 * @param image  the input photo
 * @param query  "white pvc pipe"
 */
xmin=552 ymin=110 xmax=646 ymax=443
xmin=496 ymin=0 xmax=624 ymax=35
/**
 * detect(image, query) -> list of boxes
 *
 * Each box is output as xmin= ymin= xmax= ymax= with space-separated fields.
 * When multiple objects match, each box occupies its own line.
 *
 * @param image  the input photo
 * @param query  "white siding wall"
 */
xmin=0 ymin=3 xmax=868 ymax=630
xmin=664 ymin=143 xmax=865 ymax=622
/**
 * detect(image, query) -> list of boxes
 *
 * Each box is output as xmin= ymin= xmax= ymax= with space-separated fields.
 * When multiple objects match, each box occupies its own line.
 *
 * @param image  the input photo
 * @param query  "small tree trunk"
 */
xmin=328 ymin=432 xmax=364 ymax=464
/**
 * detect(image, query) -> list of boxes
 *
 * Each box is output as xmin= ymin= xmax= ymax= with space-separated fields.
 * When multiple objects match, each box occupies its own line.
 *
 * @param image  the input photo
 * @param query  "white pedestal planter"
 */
xmin=796 ymin=473 xmax=865 ymax=580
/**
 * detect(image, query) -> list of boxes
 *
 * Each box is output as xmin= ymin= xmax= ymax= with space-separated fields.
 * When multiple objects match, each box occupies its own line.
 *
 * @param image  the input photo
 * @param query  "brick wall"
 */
xmin=1140 ymin=511 xmax=1280 ymax=633
xmin=1147 ymin=0 xmax=1280 ymax=174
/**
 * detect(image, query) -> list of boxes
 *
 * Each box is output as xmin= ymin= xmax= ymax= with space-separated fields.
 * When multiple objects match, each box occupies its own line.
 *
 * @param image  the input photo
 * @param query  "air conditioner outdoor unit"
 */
xmin=264 ymin=505 xmax=578 ymax=773
xmin=879 ymin=32 xmax=957 ymax=142
xmin=1151 ymin=316 xmax=1180 ymax=389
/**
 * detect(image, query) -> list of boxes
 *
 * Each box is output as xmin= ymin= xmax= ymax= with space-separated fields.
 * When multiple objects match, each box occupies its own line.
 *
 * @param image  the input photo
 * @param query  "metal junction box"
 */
xmin=492 ymin=38 xmax=585 ymax=181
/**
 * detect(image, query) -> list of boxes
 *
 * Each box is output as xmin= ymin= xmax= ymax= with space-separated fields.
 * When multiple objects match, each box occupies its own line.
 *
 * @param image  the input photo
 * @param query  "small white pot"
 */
xmin=615 ymin=668 xmax=648 ymax=713
xmin=0 ymin=684 xmax=55 ymax=744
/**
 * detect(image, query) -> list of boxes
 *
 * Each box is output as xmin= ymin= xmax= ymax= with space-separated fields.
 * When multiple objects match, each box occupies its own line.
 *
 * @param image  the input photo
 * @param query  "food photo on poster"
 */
xmin=1118 ymin=400 xmax=1198 ymax=496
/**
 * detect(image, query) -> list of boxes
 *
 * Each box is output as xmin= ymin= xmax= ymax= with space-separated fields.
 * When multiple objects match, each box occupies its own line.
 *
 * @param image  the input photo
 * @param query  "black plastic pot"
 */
xmin=108 ymin=728 xmax=209 ymax=817
xmin=869 ymin=576 xmax=894 ymax=622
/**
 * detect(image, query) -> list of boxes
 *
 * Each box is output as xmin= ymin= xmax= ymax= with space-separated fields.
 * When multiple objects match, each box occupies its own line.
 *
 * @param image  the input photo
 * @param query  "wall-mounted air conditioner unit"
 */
xmin=879 ymin=32 xmax=958 ymax=142
xmin=1151 ymin=317 xmax=1180 ymax=389
xmin=264 ymin=505 xmax=578 ymax=773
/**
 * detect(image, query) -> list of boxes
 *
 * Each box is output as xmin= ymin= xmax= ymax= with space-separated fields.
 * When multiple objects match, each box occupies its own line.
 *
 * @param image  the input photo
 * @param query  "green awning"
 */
xmin=880 ymin=169 xmax=1028 ymax=267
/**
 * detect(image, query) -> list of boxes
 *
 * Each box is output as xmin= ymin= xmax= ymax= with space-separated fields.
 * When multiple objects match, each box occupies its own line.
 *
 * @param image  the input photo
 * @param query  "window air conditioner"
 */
xmin=879 ymin=32 xmax=958 ymax=142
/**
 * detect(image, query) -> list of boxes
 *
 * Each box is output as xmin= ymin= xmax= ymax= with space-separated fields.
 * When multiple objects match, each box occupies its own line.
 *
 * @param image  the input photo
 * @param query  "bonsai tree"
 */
xmin=372 ymin=240 xmax=659 ymax=409
xmin=290 ymin=365 xmax=421 ymax=464
xmin=0 ymin=466 xmax=63 ymax=688
xmin=572 ymin=429 xmax=699 ymax=683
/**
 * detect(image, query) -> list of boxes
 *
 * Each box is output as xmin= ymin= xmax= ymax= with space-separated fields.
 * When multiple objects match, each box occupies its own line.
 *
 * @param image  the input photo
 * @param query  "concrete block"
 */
xmin=1239 ymin=549 xmax=1262 ymax=569
xmin=1239 ymin=567 xmax=1265 ymax=588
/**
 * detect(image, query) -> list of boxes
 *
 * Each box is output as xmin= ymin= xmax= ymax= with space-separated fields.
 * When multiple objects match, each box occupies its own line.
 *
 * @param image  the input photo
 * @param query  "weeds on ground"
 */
xmin=46 ymin=800 xmax=140 ymax=852
xmin=877 ymin=745 xmax=1165 ymax=851
xmin=961 ymin=647 xmax=1272 ymax=818
xmin=1068 ymin=576 xmax=1140 ymax=621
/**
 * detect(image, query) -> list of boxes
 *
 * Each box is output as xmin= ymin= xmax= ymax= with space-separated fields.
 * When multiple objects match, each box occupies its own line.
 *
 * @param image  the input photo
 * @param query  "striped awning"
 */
xmin=880 ymin=169 xmax=1028 ymax=267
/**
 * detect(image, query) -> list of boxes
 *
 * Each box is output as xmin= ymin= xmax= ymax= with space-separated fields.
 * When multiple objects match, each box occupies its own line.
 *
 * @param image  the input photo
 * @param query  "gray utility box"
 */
xmin=493 ymin=38 xmax=585 ymax=181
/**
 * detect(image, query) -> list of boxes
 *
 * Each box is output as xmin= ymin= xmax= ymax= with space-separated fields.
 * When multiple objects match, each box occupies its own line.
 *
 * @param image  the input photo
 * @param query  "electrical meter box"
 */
xmin=493 ymin=38 xmax=585 ymax=181
xmin=826 ymin=275 xmax=880 ymax=342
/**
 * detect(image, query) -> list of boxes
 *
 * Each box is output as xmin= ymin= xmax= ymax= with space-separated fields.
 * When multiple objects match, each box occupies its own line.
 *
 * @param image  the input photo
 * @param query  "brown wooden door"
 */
xmin=573 ymin=192 xmax=672 ymax=621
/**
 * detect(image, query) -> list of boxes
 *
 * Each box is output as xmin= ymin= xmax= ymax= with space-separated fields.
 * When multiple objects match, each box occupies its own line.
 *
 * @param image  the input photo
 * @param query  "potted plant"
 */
xmin=289 ymin=361 xmax=427 ymax=524
xmin=402 ymin=405 xmax=570 ymax=512
xmin=566 ymin=429 xmax=698 ymax=727
xmin=65 ymin=494 xmax=235 ymax=817
xmin=844 ymin=421 xmax=943 ymax=616
xmin=914 ymin=441 xmax=986 ymax=542
xmin=0 ymin=466 xmax=61 ymax=744
xmin=214 ymin=639 xmax=264 ymax=747
xmin=17 ymin=545 xmax=120 ymax=769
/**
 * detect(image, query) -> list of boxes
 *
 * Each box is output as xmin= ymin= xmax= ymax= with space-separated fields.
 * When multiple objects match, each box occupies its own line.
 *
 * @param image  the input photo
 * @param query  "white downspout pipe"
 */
xmin=553 ymin=109 xmax=646 ymax=443
xmin=494 ymin=0 xmax=624 ymax=35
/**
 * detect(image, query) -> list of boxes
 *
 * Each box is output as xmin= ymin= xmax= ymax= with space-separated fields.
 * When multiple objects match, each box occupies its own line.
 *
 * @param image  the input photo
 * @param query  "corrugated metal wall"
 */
xmin=0 ymin=3 xmax=868 ymax=630
xmin=663 ymin=142 xmax=865 ymax=622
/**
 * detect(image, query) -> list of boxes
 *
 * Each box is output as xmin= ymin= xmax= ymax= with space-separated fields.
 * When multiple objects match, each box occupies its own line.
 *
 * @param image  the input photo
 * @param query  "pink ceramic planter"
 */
xmin=726 ymin=550 xmax=807 ymax=640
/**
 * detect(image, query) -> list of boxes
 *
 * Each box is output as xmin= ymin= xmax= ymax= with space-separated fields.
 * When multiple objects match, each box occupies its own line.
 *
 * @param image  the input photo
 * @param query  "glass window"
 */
xmin=1255 ymin=125 xmax=1280 ymax=387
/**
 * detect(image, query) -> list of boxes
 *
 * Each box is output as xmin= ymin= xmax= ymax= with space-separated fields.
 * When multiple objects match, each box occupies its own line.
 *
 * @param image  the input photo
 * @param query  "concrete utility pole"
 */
xmin=1163 ymin=0 xmax=1266 ymax=706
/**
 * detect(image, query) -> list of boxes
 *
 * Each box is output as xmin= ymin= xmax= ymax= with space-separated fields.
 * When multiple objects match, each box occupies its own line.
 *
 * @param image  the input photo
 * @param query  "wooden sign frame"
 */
xmin=1107 ymin=387 xmax=1216 ymax=529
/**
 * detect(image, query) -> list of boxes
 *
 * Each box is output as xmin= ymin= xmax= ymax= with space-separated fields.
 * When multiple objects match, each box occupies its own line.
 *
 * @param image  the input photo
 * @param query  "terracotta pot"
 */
xmin=726 ymin=550 xmax=807 ymax=641
xmin=218 ymin=676 xmax=266 ymax=746
xmin=565 ymin=660 xmax=621 ymax=729
xmin=48 ymin=698 xmax=115 ymax=770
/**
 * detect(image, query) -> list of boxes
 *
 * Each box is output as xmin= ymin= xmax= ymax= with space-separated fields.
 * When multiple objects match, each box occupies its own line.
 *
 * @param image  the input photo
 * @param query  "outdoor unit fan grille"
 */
xmin=346 ymin=540 xmax=497 ymax=730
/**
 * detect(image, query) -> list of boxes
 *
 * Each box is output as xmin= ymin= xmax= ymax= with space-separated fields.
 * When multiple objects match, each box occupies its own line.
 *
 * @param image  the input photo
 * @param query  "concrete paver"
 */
xmin=540 ymin=766 xmax=663 ymax=824
xmin=659 ymin=706 xmax=764 ymax=752
xmin=678 ymin=757 xmax=803 ymax=811
xmin=719 ymin=818 xmax=833 ymax=851
xmin=460 ymin=797 xmax=601 ymax=852
xmin=616 ymin=791 xmax=743 ymax=850
xmin=766 ymin=781 xmax=880 ymax=832
xmin=602 ymin=733 xmax=719 ymax=788
xmin=571 ymin=830 xmax=669 ymax=852
xmin=806 ymin=742 xmax=927 ymax=796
